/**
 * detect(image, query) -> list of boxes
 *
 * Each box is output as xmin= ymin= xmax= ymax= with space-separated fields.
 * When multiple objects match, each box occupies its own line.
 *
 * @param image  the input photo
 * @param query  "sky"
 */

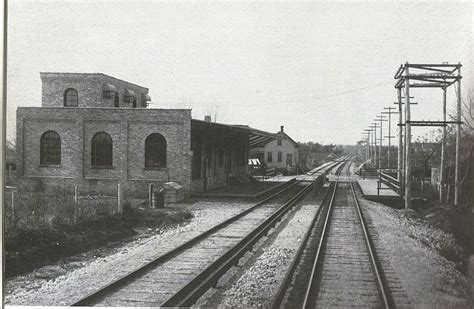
xmin=6 ymin=1 xmax=474 ymax=145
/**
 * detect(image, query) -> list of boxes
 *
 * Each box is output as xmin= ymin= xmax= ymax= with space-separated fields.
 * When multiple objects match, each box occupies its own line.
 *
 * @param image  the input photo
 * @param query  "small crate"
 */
xmin=163 ymin=182 xmax=184 ymax=203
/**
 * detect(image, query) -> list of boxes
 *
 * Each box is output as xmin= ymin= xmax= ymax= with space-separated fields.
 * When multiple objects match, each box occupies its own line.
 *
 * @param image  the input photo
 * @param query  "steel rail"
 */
xmin=71 ymin=178 xmax=299 ymax=306
xmin=350 ymin=181 xmax=392 ymax=309
xmin=300 ymin=177 xmax=391 ymax=309
xmin=270 ymin=160 xmax=348 ymax=309
xmin=160 ymin=160 xmax=346 ymax=307
xmin=71 ymin=159 xmax=343 ymax=306
xmin=301 ymin=179 xmax=339 ymax=308
xmin=160 ymin=176 xmax=320 ymax=307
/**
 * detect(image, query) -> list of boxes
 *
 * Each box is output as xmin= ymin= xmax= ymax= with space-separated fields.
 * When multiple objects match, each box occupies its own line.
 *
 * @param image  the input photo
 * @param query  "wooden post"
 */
xmin=379 ymin=119 xmax=383 ymax=169
xmin=404 ymin=63 xmax=412 ymax=210
xmin=440 ymin=87 xmax=447 ymax=203
xmin=455 ymin=64 xmax=462 ymax=206
xmin=375 ymin=116 xmax=387 ymax=170
xmin=382 ymin=107 xmax=397 ymax=168
xmin=447 ymin=184 xmax=452 ymax=203
xmin=387 ymin=110 xmax=391 ymax=167
xmin=367 ymin=132 xmax=370 ymax=162
xmin=373 ymin=125 xmax=377 ymax=167
xmin=149 ymin=183 xmax=154 ymax=208
xmin=11 ymin=191 xmax=15 ymax=227
xmin=117 ymin=183 xmax=122 ymax=214
xmin=397 ymin=88 xmax=404 ymax=187
xmin=74 ymin=186 xmax=78 ymax=221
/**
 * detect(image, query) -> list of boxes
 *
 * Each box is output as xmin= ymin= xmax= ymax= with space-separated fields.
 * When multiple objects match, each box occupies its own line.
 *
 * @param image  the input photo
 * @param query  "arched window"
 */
xmin=40 ymin=131 xmax=61 ymax=165
xmin=145 ymin=133 xmax=167 ymax=168
xmin=91 ymin=132 xmax=113 ymax=167
xmin=114 ymin=94 xmax=119 ymax=107
xmin=132 ymin=97 xmax=137 ymax=108
xmin=64 ymin=88 xmax=78 ymax=107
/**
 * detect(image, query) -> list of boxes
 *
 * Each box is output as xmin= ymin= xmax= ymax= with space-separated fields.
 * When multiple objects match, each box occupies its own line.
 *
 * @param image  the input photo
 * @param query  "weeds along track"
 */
xmin=71 ymin=159 xmax=344 ymax=307
xmin=272 ymin=160 xmax=393 ymax=309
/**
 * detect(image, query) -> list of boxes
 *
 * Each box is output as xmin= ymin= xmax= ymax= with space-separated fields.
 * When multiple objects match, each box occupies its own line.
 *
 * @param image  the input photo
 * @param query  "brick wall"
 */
xmin=40 ymin=73 xmax=149 ymax=108
xmin=16 ymin=107 xmax=192 ymax=196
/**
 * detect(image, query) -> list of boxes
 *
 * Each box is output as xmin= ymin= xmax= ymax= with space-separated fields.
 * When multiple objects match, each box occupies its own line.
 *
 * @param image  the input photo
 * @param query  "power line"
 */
xmin=245 ymin=80 xmax=393 ymax=107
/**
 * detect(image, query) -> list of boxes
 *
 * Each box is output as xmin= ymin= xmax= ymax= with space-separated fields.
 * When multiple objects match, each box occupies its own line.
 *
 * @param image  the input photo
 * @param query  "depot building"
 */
xmin=16 ymin=72 xmax=277 ymax=198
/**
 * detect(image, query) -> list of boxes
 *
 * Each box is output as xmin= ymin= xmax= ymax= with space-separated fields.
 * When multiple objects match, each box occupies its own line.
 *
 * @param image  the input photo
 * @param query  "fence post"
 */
xmin=149 ymin=183 xmax=154 ymax=208
xmin=74 ymin=186 xmax=78 ymax=222
xmin=11 ymin=191 xmax=15 ymax=227
xmin=117 ymin=183 xmax=122 ymax=214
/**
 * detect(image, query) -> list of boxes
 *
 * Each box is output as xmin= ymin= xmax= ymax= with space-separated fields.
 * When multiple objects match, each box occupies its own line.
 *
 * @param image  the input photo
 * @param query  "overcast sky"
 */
xmin=6 ymin=1 xmax=474 ymax=145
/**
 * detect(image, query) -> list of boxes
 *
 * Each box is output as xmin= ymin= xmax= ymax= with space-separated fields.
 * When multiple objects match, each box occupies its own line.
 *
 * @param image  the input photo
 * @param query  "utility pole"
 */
xmin=364 ymin=129 xmax=371 ymax=162
xmin=394 ymin=62 xmax=462 ymax=208
xmin=404 ymin=63 xmax=412 ymax=210
xmin=455 ymin=63 xmax=462 ymax=206
xmin=375 ymin=115 xmax=388 ymax=169
xmin=439 ymin=87 xmax=447 ymax=203
xmin=396 ymin=88 xmax=404 ymax=187
xmin=394 ymin=96 xmax=416 ymax=190
xmin=370 ymin=123 xmax=379 ymax=168
xmin=382 ymin=107 xmax=398 ymax=168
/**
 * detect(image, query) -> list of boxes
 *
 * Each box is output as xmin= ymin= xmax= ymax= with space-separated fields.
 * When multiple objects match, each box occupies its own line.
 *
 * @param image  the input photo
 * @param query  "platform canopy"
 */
xmin=191 ymin=120 xmax=278 ymax=149
xmin=247 ymin=127 xmax=279 ymax=148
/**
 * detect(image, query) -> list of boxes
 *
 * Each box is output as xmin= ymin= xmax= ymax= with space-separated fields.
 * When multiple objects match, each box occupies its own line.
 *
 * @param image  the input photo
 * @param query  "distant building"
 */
xmin=16 ymin=73 xmax=275 ymax=197
xmin=249 ymin=126 xmax=299 ymax=172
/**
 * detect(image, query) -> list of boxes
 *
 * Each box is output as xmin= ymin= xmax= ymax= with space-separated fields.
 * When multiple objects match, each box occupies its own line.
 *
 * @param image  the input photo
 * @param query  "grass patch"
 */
xmin=5 ymin=208 xmax=194 ymax=278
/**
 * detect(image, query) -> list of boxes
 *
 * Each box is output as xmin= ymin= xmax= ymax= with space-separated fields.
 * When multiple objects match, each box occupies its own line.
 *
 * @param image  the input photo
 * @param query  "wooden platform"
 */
xmin=357 ymin=178 xmax=400 ymax=199
xmin=191 ymin=180 xmax=291 ymax=201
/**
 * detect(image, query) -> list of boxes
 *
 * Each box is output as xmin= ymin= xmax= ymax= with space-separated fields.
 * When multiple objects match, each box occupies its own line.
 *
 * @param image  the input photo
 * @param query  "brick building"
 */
xmin=40 ymin=72 xmax=150 ymax=108
xmin=16 ymin=72 xmax=267 ymax=198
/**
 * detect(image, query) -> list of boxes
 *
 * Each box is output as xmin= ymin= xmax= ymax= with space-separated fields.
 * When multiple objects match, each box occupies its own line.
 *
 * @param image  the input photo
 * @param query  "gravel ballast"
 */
xmin=5 ymin=201 xmax=253 ymax=306
xmin=360 ymin=198 xmax=470 ymax=308
xmin=210 ymin=200 xmax=321 ymax=308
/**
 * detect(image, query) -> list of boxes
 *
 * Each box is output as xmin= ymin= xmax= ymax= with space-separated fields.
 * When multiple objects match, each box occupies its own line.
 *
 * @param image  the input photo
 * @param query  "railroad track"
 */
xmin=271 ymin=160 xmax=393 ymax=309
xmin=71 ymin=158 xmax=345 ymax=307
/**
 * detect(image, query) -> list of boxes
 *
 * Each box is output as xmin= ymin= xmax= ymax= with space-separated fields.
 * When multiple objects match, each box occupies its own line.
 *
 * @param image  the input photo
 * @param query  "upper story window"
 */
xmin=277 ymin=139 xmax=282 ymax=146
xmin=145 ymin=133 xmax=167 ymax=169
xmin=91 ymin=132 xmax=113 ymax=167
xmin=124 ymin=89 xmax=136 ymax=107
xmin=64 ymin=88 xmax=78 ymax=107
xmin=40 ymin=131 xmax=61 ymax=165
xmin=114 ymin=94 xmax=119 ymax=107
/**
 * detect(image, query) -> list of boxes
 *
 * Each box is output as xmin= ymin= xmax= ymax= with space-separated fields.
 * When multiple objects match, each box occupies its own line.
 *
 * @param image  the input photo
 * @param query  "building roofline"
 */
xmin=17 ymin=106 xmax=191 ymax=112
xmin=277 ymin=131 xmax=298 ymax=146
xmin=191 ymin=119 xmax=248 ymax=131
xmin=40 ymin=72 xmax=149 ymax=90
xmin=192 ymin=119 xmax=279 ymax=148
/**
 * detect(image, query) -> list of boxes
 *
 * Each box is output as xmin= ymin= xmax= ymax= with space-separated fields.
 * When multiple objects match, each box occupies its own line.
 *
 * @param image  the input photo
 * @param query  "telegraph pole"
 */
xmin=440 ymin=87 xmax=447 ymax=202
xmin=404 ymin=63 xmax=412 ymax=210
xmin=396 ymin=88 xmax=404 ymax=186
xmin=382 ymin=107 xmax=397 ymax=168
xmin=455 ymin=63 xmax=462 ymax=206
xmin=370 ymin=123 xmax=379 ymax=168
xmin=364 ymin=129 xmax=372 ymax=162
xmin=375 ymin=115 xmax=387 ymax=169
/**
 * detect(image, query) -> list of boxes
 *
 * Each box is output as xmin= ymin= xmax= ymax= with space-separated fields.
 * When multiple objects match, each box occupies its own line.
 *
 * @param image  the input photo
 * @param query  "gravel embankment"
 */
xmin=360 ymin=198 xmax=470 ymax=308
xmin=5 ymin=201 xmax=253 ymax=306
xmin=212 ymin=202 xmax=320 ymax=307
